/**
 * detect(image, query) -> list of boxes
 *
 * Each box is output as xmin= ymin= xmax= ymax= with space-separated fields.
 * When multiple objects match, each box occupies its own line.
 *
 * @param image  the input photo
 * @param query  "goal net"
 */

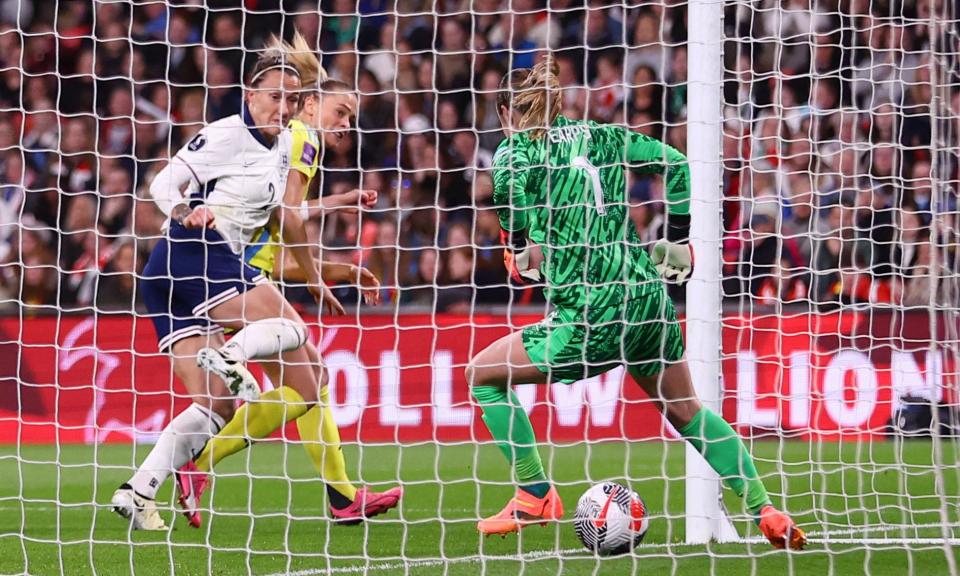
xmin=1 ymin=0 xmax=958 ymax=574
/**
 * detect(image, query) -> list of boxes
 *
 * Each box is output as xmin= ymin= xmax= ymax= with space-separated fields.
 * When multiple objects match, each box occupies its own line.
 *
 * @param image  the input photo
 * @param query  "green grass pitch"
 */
xmin=1 ymin=439 xmax=958 ymax=575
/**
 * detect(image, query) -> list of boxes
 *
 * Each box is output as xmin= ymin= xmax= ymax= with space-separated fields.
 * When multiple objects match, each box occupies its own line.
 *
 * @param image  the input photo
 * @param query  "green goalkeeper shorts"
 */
xmin=521 ymin=286 xmax=685 ymax=384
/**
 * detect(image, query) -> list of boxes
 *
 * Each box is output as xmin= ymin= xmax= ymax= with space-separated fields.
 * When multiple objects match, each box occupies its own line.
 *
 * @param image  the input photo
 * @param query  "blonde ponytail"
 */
xmin=265 ymin=30 xmax=327 ymax=90
xmin=512 ymin=57 xmax=562 ymax=139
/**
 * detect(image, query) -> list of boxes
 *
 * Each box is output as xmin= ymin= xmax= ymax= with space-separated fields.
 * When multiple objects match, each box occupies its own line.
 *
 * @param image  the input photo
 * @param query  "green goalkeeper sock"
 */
xmin=472 ymin=385 xmax=547 ymax=485
xmin=679 ymin=407 xmax=771 ymax=515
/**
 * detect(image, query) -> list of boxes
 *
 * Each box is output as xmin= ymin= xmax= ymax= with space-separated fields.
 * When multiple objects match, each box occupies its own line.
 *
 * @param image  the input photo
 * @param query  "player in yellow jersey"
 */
xmin=175 ymin=31 xmax=401 ymax=527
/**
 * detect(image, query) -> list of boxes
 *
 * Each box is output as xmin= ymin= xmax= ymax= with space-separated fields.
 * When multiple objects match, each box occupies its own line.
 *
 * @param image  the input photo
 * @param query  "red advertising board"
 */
xmin=0 ymin=312 xmax=955 ymax=444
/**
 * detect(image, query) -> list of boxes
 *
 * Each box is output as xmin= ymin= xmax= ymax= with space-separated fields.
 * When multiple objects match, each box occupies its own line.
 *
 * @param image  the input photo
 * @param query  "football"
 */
xmin=573 ymin=482 xmax=649 ymax=555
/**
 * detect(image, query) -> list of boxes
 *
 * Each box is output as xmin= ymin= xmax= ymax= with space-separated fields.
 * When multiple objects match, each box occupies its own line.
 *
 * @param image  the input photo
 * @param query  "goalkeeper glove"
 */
xmin=651 ymin=213 xmax=693 ymax=284
xmin=500 ymin=228 xmax=541 ymax=284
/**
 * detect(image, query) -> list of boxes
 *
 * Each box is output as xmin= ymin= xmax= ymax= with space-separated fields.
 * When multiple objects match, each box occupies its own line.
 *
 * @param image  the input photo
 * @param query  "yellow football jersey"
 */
xmin=245 ymin=118 xmax=321 ymax=275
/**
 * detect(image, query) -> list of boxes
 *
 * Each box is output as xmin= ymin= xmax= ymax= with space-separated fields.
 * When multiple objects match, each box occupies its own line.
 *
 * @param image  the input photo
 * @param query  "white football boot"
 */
xmin=196 ymin=347 xmax=260 ymax=402
xmin=111 ymin=485 xmax=167 ymax=531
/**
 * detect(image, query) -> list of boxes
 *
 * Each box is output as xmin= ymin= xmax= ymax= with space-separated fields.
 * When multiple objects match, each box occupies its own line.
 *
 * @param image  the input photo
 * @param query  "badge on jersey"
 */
xmin=301 ymin=142 xmax=317 ymax=166
xmin=188 ymin=133 xmax=207 ymax=152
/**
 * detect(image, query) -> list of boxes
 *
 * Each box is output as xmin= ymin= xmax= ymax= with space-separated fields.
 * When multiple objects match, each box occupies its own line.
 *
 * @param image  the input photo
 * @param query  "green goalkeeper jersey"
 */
xmin=492 ymin=114 xmax=691 ymax=311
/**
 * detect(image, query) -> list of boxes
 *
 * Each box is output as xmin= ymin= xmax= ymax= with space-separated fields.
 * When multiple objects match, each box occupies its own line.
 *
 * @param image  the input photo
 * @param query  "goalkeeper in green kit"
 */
xmin=467 ymin=59 xmax=806 ymax=550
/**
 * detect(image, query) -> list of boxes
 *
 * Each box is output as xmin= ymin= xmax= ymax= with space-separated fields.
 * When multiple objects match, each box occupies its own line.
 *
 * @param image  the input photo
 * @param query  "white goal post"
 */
xmin=685 ymin=0 xmax=736 ymax=545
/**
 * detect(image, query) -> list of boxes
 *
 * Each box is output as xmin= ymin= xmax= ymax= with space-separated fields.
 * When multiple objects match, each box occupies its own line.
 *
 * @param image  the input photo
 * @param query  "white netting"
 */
xmin=0 ymin=1 xmax=958 ymax=574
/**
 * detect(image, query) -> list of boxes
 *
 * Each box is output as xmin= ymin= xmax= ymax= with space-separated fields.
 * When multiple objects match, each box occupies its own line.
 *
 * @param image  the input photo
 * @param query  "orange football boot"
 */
xmin=478 ymin=486 xmax=565 ymax=536
xmin=758 ymin=505 xmax=807 ymax=550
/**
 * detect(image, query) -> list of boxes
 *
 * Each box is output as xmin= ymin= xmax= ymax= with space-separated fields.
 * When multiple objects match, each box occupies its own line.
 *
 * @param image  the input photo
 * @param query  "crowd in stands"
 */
xmin=0 ymin=0 xmax=955 ymax=315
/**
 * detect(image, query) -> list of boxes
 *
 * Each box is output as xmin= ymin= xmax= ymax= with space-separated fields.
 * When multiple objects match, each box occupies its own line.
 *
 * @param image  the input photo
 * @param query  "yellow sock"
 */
xmin=195 ymin=387 xmax=309 ymax=472
xmin=297 ymin=386 xmax=357 ymax=501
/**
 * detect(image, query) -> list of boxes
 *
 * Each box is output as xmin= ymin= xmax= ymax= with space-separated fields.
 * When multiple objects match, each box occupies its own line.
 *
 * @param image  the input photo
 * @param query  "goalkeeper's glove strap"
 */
xmin=500 ymin=227 xmax=528 ymax=252
xmin=666 ymin=213 xmax=691 ymax=244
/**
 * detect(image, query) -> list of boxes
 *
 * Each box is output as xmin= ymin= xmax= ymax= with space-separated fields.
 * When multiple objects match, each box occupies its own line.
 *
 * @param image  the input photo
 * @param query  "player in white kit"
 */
xmin=111 ymin=50 xmax=337 ymax=530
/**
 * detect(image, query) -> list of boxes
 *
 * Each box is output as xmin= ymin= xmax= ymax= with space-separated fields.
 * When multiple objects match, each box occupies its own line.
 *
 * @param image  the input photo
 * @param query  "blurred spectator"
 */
xmin=54 ymin=117 xmax=97 ymax=194
xmin=293 ymin=1 xmax=321 ymax=51
xmin=60 ymin=195 xmax=103 ymax=305
xmin=165 ymin=10 xmax=203 ymax=85
xmin=436 ymin=17 xmax=472 ymax=105
xmin=437 ymin=98 xmax=461 ymax=133
xmin=626 ymin=11 xmax=668 ymax=82
xmin=98 ymin=164 xmax=133 ymax=235
xmin=19 ymin=252 xmax=57 ymax=309
xmin=854 ymin=175 xmax=897 ymax=280
xmin=665 ymin=46 xmax=687 ymax=121
xmin=811 ymin=198 xmax=858 ymax=305
xmin=96 ymin=238 xmax=138 ymax=312
xmin=101 ymin=84 xmax=135 ymax=155
xmin=557 ymin=54 xmax=587 ymax=120
xmin=736 ymin=211 xmax=781 ymax=298
xmin=490 ymin=9 xmax=539 ymax=70
xmin=472 ymin=204 xmax=509 ymax=304
xmin=629 ymin=65 xmax=663 ymax=121
xmin=0 ymin=150 xmax=24 ymax=261
xmin=589 ymin=51 xmax=626 ymax=123
xmin=438 ymin=247 xmax=474 ymax=313
xmin=582 ymin=6 xmax=623 ymax=76
xmin=365 ymin=217 xmax=401 ymax=304
xmin=905 ymin=159 xmax=934 ymax=220
xmin=209 ymin=12 xmax=243 ymax=77
xmin=402 ymin=248 xmax=440 ymax=307
xmin=475 ymin=68 xmax=506 ymax=153
xmin=448 ymin=130 xmax=492 ymax=186
xmin=320 ymin=240 xmax=364 ymax=308
xmin=364 ymin=20 xmax=398 ymax=87
xmin=206 ymin=58 xmax=242 ymax=120
xmin=357 ymin=69 xmax=395 ymax=166
xmin=58 ymin=47 xmax=96 ymax=115
xmin=901 ymin=62 xmax=933 ymax=149
xmin=781 ymin=179 xmax=816 ymax=266
xmin=323 ymin=0 xmax=358 ymax=51
xmin=900 ymin=232 xmax=947 ymax=308
xmin=850 ymin=21 xmax=917 ymax=112
xmin=22 ymin=101 xmax=58 ymax=171
xmin=175 ymin=89 xmax=206 ymax=142
xmin=132 ymin=188 xmax=164 ymax=255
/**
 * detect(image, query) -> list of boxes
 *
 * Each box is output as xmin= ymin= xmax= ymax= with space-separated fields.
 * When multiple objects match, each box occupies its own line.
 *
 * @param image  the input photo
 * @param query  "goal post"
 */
xmin=685 ymin=0 xmax=734 ymax=545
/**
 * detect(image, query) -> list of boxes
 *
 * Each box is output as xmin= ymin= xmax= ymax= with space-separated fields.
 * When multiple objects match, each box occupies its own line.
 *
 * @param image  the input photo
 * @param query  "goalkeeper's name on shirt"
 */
xmin=493 ymin=123 xmax=593 ymax=167
xmin=547 ymin=123 xmax=592 ymax=144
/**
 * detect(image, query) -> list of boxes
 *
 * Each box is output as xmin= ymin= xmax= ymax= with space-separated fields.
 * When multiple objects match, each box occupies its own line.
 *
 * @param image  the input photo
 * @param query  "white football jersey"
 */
xmin=173 ymin=112 xmax=291 ymax=254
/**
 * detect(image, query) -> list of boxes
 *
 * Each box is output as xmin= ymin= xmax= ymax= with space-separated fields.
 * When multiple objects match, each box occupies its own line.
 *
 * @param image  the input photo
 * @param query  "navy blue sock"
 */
xmin=327 ymin=484 xmax=353 ymax=510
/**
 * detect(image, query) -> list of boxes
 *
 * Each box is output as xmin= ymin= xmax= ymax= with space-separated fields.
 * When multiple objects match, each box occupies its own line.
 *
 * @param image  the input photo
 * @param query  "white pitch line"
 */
xmin=809 ymin=538 xmax=960 ymax=545
xmin=0 ymin=504 xmax=477 ymax=514
xmin=263 ymin=548 xmax=589 ymax=576
xmin=806 ymin=523 xmax=960 ymax=538
xmin=7 ymin=504 xmax=960 ymax=536
xmin=264 ymin=538 xmax=960 ymax=576
xmin=6 ymin=502 xmax=960 ymax=563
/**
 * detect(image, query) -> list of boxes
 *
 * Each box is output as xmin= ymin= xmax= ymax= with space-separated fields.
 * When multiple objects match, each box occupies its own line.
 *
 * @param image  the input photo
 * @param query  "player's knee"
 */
xmin=317 ymin=365 xmax=329 ymax=389
xmin=465 ymin=360 xmax=486 ymax=391
xmin=298 ymin=364 xmax=327 ymax=405
xmin=208 ymin=398 xmax=236 ymax=422
xmin=286 ymin=318 xmax=308 ymax=349
xmin=466 ymin=363 xmax=508 ymax=402
xmin=667 ymin=398 xmax=702 ymax=429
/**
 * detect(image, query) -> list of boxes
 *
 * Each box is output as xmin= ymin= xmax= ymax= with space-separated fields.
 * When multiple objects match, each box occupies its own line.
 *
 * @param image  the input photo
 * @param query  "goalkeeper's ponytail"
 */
xmin=498 ymin=58 xmax=562 ymax=140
